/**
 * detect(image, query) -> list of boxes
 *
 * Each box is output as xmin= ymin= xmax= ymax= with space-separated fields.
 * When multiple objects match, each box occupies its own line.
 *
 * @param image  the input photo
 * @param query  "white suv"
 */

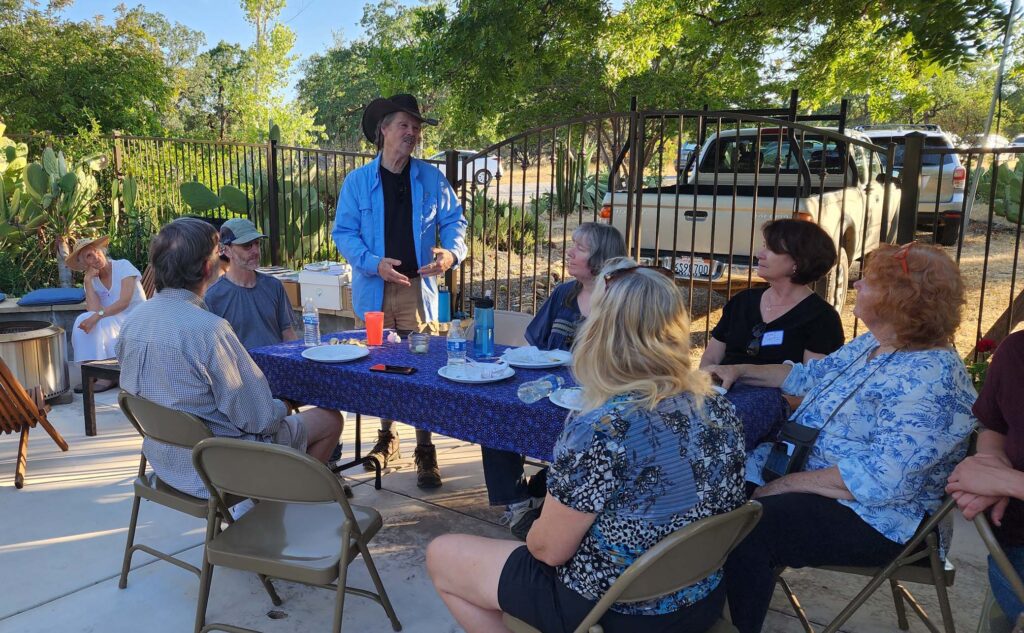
xmin=855 ymin=124 xmax=966 ymax=246
xmin=426 ymin=150 xmax=503 ymax=185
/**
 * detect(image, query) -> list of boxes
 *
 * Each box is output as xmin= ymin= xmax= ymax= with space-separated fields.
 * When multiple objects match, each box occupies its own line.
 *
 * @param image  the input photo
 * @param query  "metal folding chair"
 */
xmin=191 ymin=437 xmax=401 ymax=633
xmin=776 ymin=496 xmax=958 ymax=633
xmin=502 ymin=501 xmax=763 ymax=633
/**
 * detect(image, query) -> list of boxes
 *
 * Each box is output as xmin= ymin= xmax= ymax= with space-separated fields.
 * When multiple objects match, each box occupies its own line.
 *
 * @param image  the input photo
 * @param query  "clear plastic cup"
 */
xmin=408 ymin=332 xmax=429 ymax=354
xmin=365 ymin=311 xmax=384 ymax=346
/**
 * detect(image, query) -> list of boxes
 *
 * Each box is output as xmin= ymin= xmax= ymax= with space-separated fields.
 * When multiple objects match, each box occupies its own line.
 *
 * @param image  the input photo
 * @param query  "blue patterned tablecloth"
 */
xmin=250 ymin=332 xmax=788 ymax=461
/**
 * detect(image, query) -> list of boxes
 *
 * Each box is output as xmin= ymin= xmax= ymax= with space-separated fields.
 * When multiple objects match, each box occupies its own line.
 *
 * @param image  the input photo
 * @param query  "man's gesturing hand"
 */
xmin=378 ymin=258 xmax=411 ymax=286
xmin=418 ymin=247 xmax=455 ymax=277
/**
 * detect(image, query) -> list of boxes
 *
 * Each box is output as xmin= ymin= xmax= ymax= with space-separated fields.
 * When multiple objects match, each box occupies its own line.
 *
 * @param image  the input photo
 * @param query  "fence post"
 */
xmin=443 ymin=149 xmax=461 ymax=311
xmin=624 ymin=96 xmax=639 ymax=258
xmin=111 ymin=130 xmax=125 ymax=239
xmin=896 ymin=132 xmax=924 ymax=244
xmin=267 ymin=138 xmax=282 ymax=266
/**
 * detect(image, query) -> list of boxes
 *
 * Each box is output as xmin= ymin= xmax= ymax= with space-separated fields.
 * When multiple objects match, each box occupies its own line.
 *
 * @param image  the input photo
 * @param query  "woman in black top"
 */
xmin=700 ymin=219 xmax=844 ymax=367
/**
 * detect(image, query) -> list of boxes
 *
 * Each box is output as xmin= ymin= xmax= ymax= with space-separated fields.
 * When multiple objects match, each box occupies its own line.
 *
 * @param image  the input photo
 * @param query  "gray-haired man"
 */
xmin=116 ymin=217 xmax=343 ymax=498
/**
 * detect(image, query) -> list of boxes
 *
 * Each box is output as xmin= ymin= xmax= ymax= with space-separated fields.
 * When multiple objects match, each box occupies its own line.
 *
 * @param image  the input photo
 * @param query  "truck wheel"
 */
xmin=937 ymin=217 xmax=961 ymax=247
xmin=474 ymin=169 xmax=493 ymax=186
xmin=815 ymin=248 xmax=850 ymax=312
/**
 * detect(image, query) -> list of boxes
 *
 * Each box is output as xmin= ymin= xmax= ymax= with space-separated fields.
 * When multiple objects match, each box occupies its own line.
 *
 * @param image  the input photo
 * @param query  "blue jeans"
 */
xmin=990 ymin=547 xmax=1024 ymax=622
xmin=481 ymin=447 xmax=547 ymax=506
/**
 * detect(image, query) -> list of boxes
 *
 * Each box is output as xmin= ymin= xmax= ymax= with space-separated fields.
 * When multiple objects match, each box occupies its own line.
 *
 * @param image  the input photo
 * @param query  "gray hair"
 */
xmin=375 ymin=112 xmax=400 ymax=151
xmin=149 ymin=217 xmax=219 ymax=292
xmin=574 ymin=222 xmax=627 ymax=276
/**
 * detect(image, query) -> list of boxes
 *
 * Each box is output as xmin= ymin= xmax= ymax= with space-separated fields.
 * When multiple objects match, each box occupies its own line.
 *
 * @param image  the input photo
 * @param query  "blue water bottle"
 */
xmin=472 ymin=291 xmax=495 ymax=357
xmin=438 ymin=284 xmax=451 ymax=323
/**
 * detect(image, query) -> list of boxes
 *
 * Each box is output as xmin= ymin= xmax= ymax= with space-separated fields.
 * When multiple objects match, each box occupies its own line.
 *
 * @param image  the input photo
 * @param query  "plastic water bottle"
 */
xmin=302 ymin=297 xmax=320 ymax=346
xmin=517 ymin=374 xmax=565 ymax=404
xmin=446 ymin=319 xmax=468 ymax=366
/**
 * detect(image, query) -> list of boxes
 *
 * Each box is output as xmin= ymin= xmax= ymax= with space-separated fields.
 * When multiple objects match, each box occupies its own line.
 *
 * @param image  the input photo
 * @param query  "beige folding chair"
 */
xmin=116 ymin=392 xmax=280 ymax=606
xmin=494 ymin=309 xmax=533 ymax=347
xmin=776 ymin=496 xmax=958 ymax=633
xmin=502 ymin=501 xmax=763 ymax=633
xmin=0 ymin=357 xmax=69 ymax=488
xmin=191 ymin=437 xmax=401 ymax=633
xmin=975 ymin=512 xmax=1024 ymax=633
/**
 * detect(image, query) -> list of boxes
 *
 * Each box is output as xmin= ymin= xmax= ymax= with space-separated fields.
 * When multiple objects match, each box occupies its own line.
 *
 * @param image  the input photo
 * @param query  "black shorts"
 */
xmin=497 ymin=545 xmax=724 ymax=633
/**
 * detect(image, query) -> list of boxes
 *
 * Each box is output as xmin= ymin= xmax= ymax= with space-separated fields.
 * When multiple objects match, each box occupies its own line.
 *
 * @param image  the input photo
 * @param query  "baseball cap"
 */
xmin=220 ymin=218 xmax=266 ymax=245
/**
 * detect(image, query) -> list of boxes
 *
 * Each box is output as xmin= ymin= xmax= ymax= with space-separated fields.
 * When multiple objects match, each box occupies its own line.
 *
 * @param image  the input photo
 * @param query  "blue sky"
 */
xmin=60 ymin=0 xmax=420 ymax=97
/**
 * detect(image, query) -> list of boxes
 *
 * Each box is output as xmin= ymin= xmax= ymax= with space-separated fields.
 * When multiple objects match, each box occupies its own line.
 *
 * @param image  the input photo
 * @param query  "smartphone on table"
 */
xmin=369 ymin=364 xmax=417 ymax=375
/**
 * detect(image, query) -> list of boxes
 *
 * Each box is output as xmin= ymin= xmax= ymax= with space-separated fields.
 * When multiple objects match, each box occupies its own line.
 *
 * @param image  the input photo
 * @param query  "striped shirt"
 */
xmin=115 ymin=288 xmax=288 ymax=498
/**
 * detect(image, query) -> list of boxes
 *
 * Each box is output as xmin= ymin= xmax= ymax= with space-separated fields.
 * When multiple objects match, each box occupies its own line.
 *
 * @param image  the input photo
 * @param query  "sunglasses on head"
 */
xmin=746 ymin=322 xmax=767 ymax=357
xmin=893 ymin=241 xmax=917 ymax=275
xmin=603 ymin=265 xmax=675 ymax=285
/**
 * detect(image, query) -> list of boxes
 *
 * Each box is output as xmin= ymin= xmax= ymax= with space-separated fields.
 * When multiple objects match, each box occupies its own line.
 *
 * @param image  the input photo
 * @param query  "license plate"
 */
xmin=674 ymin=258 xmax=723 ymax=280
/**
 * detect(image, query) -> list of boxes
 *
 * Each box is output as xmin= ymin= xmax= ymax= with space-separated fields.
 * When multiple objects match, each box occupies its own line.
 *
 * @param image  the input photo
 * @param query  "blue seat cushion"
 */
xmin=17 ymin=288 xmax=86 ymax=306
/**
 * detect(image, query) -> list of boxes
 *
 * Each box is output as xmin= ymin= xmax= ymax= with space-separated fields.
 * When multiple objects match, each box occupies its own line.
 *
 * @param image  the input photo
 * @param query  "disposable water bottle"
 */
xmin=446 ymin=319 xmax=468 ymax=366
xmin=302 ymin=297 xmax=321 ymax=346
xmin=517 ymin=374 xmax=565 ymax=404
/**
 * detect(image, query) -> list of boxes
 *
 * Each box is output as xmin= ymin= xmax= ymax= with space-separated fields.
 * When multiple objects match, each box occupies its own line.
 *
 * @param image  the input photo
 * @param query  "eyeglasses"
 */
xmin=746 ymin=322 xmax=767 ymax=357
xmin=893 ymin=242 xmax=917 ymax=275
xmin=603 ymin=265 xmax=675 ymax=285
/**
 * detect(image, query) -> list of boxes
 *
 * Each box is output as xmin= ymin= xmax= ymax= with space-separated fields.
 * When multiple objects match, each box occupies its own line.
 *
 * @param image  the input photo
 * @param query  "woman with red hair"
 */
xmin=707 ymin=242 xmax=977 ymax=633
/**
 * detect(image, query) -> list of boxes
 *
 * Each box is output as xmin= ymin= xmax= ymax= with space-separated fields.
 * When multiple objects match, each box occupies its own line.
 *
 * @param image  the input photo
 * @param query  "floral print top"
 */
xmin=548 ymin=391 xmax=746 ymax=615
xmin=746 ymin=332 xmax=977 ymax=544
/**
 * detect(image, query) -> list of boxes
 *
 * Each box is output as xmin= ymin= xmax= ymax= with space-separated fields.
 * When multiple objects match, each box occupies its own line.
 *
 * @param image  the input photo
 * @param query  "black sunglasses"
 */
xmin=603 ymin=265 xmax=675 ymax=285
xmin=746 ymin=322 xmax=766 ymax=357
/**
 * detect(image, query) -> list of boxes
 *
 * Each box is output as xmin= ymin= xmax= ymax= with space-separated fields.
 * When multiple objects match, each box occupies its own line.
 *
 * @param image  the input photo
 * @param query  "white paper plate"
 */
xmin=501 ymin=347 xmax=572 ymax=369
xmin=437 ymin=364 xmax=515 ymax=384
xmin=549 ymin=387 xmax=584 ymax=411
xmin=301 ymin=344 xmax=369 ymax=363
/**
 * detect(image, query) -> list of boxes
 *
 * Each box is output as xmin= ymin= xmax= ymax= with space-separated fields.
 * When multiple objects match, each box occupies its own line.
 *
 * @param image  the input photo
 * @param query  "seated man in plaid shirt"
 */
xmin=116 ymin=217 xmax=343 ymax=498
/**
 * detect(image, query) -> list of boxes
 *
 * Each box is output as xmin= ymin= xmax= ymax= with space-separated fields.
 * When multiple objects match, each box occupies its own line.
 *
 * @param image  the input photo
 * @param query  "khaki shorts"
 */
xmin=382 ymin=277 xmax=438 ymax=335
xmin=273 ymin=413 xmax=309 ymax=452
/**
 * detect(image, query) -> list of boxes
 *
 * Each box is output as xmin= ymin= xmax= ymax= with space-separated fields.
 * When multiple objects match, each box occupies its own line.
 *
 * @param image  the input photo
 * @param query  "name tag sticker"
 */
xmin=761 ymin=330 xmax=784 ymax=346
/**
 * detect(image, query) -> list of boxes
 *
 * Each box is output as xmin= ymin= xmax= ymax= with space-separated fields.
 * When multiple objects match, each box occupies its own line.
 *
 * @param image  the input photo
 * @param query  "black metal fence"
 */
xmin=13 ymin=97 xmax=1024 ymax=357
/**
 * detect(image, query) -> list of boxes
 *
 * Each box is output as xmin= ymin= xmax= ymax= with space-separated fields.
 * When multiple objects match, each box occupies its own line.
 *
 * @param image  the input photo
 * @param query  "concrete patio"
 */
xmin=0 ymin=389 xmax=993 ymax=633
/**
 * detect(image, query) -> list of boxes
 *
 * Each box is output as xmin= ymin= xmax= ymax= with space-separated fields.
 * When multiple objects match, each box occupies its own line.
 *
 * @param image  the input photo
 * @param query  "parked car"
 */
xmin=968 ymin=133 xmax=1010 ymax=148
xmin=855 ymin=124 xmax=965 ymax=246
xmin=599 ymin=126 xmax=898 ymax=310
xmin=1009 ymin=134 xmax=1024 ymax=148
xmin=426 ymin=150 xmax=503 ymax=185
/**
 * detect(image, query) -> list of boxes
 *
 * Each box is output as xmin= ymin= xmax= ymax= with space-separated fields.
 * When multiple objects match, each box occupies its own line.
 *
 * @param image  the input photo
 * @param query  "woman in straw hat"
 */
xmin=68 ymin=236 xmax=148 ymax=392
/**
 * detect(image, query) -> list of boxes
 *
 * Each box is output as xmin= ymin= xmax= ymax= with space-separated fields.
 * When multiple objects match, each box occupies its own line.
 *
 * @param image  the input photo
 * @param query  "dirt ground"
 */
xmin=458 ymin=211 xmax=1023 ymax=360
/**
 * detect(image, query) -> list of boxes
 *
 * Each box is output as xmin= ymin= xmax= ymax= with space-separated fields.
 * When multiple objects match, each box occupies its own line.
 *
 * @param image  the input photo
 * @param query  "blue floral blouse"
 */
xmin=548 ymin=392 xmax=746 ymax=615
xmin=746 ymin=332 xmax=977 ymax=545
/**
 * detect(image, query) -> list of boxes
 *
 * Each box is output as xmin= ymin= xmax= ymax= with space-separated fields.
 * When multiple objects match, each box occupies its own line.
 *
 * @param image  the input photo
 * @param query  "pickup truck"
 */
xmin=599 ymin=127 xmax=899 ymax=310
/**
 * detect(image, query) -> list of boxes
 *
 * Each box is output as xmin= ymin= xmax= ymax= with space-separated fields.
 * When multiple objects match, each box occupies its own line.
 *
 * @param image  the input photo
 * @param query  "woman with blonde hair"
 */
xmin=427 ymin=259 xmax=747 ymax=633
xmin=68 ymin=236 xmax=147 ymax=392
xmin=708 ymin=242 xmax=976 ymax=633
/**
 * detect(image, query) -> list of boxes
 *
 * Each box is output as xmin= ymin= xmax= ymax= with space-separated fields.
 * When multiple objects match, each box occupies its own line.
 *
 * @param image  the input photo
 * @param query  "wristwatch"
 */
xmin=97 ymin=309 xmax=105 ymax=317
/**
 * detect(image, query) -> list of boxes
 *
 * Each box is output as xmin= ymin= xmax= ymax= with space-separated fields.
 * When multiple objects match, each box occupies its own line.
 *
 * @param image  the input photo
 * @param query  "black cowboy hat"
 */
xmin=361 ymin=93 xmax=438 ymax=144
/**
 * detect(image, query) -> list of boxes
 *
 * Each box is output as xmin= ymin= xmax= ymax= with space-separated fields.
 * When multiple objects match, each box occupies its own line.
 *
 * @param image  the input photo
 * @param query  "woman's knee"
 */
xmin=426 ymin=534 xmax=460 ymax=583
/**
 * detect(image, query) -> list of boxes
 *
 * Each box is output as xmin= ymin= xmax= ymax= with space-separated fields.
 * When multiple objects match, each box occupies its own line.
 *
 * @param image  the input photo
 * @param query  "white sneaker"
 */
xmin=499 ymin=496 xmax=544 ymax=541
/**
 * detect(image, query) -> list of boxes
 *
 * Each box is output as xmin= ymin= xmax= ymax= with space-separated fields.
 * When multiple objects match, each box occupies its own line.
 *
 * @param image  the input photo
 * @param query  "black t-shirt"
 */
xmin=380 ymin=163 xmax=418 ymax=277
xmin=711 ymin=287 xmax=844 ymax=366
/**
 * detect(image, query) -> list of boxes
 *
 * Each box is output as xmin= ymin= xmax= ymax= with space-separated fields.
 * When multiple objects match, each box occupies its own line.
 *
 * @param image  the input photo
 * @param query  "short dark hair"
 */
xmin=762 ymin=219 xmax=837 ymax=284
xmin=149 ymin=217 xmax=219 ymax=292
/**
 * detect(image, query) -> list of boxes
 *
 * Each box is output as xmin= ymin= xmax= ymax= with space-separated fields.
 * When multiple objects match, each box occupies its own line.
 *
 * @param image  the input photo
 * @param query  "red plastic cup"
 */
xmin=365 ymin=311 xmax=384 ymax=346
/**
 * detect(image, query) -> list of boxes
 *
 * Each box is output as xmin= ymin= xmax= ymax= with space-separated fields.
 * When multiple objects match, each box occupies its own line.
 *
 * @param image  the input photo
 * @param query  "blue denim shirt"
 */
xmin=332 ymin=155 xmax=468 ymax=321
xmin=746 ymin=332 xmax=976 ymax=544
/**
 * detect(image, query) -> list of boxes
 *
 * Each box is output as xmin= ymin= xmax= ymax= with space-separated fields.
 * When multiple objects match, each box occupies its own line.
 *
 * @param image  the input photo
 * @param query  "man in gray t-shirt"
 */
xmin=205 ymin=218 xmax=296 ymax=350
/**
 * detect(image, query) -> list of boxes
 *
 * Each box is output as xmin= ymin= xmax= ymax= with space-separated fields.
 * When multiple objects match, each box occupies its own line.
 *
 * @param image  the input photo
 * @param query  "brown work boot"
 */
xmin=363 ymin=429 xmax=400 ymax=471
xmin=414 ymin=443 xmax=442 ymax=489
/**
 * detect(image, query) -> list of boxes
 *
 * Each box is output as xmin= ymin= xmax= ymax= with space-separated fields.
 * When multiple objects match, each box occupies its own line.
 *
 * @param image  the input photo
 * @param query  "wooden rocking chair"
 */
xmin=0 ymin=358 xmax=69 ymax=488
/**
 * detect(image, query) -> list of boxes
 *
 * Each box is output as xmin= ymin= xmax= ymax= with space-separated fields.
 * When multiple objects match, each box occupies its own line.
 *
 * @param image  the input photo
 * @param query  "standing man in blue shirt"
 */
xmin=333 ymin=94 xmax=468 ymax=489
